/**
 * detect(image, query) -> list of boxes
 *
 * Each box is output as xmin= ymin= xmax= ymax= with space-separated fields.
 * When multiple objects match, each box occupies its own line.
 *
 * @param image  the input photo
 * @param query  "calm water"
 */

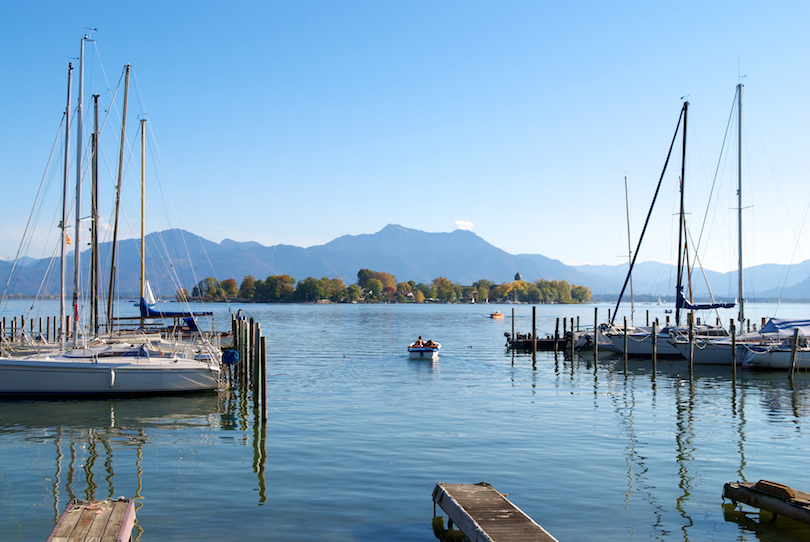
xmin=2 ymin=300 xmax=810 ymax=541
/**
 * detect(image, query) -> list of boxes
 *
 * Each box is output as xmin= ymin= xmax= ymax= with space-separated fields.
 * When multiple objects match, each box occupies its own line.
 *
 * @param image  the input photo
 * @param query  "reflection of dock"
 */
xmin=48 ymin=498 xmax=135 ymax=542
xmin=432 ymin=482 xmax=558 ymax=542
xmin=724 ymin=480 xmax=810 ymax=525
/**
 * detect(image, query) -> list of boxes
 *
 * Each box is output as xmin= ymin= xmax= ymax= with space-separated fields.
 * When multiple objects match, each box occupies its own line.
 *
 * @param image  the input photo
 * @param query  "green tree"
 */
xmin=367 ymin=278 xmax=383 ymax=297
xmin=357 ymin=269 xmax=373 ymax=288
xmin=347 ymin=284 xmax=362 ymax=302
xmin=477 ymin=285 xmax=489 ymax=302
xmin=571 ymin=285 xmax=591 ymax=303
xmin=296 ymin=277 xmax=324 ymax=301
xmin=321 ymin=277 xmax=347 ymax=302
xmin=239 ymin=275 xmax=256 ymax=300
xmin=433 ymin=277 xmax=455 ymax=302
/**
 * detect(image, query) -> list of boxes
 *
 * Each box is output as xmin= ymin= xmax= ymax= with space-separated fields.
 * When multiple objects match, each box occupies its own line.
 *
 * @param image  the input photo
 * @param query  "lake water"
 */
xmin=2 ymin=300 xmax=810 ymax=541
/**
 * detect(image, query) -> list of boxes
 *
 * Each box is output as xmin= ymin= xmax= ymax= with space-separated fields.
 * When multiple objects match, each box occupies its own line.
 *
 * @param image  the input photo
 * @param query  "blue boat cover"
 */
xmin=139 ymin=298 xmax=213 ymax=318
xmin=759 ymin=318 xmax=810 ymax=337
xmin=676 ymin=286 xmax=735 ymax=311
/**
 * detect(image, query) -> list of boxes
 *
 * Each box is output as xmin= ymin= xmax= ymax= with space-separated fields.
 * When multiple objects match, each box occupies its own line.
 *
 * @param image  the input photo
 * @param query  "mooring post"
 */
xmin=593 ymin=307 xmax=598 ymax=360
xmin=554 ymin=317 xmax=559 ymax=355
xmin=646 ymin=310 xmax=649 ymax=326
xmin=731 ymin=323 xmax=737 ymax=378
xmin=249 ymin=317 xmax=255 ymax=389
xmin=260 ymin=335 xmax=267 ymax=422
xmin=511 ymin=308 xmax=515 ymax=348
xmin=651 ymin=321 xmax=658 ymax=374
xmin=788 ymin=327 xmax=800 ymax=379
xmin=253 ymin=323 xmax=261 ymax=409
xmin=688 ymin=313 xmax=694 ymax=374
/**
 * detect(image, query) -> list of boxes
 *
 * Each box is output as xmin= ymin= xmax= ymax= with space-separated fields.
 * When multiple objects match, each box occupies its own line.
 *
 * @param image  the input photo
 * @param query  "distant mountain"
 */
xmin=2 ymin=224 xmax=808 ymax=299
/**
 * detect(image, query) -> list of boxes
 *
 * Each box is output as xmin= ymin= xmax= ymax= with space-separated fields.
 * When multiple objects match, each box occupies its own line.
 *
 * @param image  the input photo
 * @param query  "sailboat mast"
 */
xmin=675 ymin=101 xmax=688 ymax=327
xmin=72 ymin=35 xmax=87 ymax=346
xmin=107 ymin=64 xmax=130 ymax=333
xmin=624 ymin=176 xmax=635 ymax=326
xmin=737 ymin=83 xmax=744 ymax=326
xmin=140 ymin=118 xmax=146 ymax=304
xmin=91 ymin=94 xmax=100 ymax=337
xmin=60 ymin=62 xmax=73 ymax=348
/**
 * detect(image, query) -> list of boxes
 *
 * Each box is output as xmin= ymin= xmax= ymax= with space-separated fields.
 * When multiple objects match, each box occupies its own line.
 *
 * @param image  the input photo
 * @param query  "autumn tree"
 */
xmin=220 ymin=278 xmax=239 ymax=299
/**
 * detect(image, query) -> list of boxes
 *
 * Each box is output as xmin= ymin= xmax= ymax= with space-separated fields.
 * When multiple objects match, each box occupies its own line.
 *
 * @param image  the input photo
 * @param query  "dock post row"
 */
xmin=230 ymin=313 xmax=268 ymax=422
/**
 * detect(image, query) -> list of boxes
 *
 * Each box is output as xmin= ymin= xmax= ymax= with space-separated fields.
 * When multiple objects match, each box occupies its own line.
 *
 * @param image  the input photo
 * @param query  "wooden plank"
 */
xmin=433 ymin=482 xmax=558 ymax=542
xmin=724 ymin=481 xmax=810 ymax=525
xmin=47 ymin=498 xmax=136 ymax=542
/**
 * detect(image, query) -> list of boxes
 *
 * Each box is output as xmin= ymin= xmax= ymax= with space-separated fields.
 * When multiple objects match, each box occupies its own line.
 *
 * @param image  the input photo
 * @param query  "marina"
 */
xmin=2 ymin=300 xmax=810 ymax=541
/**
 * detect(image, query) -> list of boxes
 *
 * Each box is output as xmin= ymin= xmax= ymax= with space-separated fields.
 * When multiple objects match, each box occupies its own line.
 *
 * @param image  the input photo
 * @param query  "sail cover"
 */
xmin=759 ymin=318 xmax=810 ymax=337
xmin=676 ymin=286 xmax=735 ymax=311
xmin=139 ymin=298 xmax=212 ymax=318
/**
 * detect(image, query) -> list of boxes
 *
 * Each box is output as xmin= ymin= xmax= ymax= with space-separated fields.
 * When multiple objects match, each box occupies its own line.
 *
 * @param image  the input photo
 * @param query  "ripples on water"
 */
xmin=1 ymin=302 xmax=810 ymax=541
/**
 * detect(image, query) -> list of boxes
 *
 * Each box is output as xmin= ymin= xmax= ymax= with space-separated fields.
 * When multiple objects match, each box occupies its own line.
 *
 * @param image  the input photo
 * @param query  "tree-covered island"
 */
xmin=177 ymin=269 xmax=591 ymax=304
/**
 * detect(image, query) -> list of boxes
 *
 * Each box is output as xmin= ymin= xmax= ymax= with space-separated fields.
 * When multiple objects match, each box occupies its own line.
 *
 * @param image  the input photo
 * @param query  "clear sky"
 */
xmin=2 ymin=1 xmax=808 ymax=276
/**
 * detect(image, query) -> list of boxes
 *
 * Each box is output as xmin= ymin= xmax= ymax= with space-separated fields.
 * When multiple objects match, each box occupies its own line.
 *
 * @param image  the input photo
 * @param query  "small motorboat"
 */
xmin=408 ymin=339 xmax=441 ymax=359
xmin=490 ymin=311 xmax=504 ymax=320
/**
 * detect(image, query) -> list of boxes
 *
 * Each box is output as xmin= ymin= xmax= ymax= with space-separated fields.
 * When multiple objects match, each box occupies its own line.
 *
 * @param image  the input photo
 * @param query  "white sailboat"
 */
xmin=0 ymin=36 xmax=220 ymax=395
xmin=605 ymin=101 xmax=731 ymax=358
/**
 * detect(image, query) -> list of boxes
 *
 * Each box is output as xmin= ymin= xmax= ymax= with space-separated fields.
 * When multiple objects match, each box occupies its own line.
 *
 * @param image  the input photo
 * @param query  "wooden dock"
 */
xmin=432 ymin=482 xmax=558 ymax=542
xmin=47 ymin=498 xmax=136 ymax=542
xmin=723 ymin=480 xmax=810 ymax=525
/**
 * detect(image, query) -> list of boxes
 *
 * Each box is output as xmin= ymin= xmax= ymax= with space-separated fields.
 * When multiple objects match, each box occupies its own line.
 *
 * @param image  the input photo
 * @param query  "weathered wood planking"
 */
xmin=47 ymin=498 xmax=136 ymax=542
xmin=433 ymin=482 xmax=558 ymax=542
xmin=723 ymin=480 xmax=810 ymax=525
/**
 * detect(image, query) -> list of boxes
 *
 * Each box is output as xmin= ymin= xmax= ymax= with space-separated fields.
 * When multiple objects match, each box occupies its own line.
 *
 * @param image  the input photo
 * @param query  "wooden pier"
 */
xmin=47 ymin=498 xmax=136 ymax=542
xmin=723 ymin=480 xmax=810 ymax=525
xmin=432 ymin=482 xmax=558 ymax=542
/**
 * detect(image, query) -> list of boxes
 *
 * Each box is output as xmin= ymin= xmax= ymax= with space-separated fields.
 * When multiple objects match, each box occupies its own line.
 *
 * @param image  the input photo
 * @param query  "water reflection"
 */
xmin=0 ymin=392 xmax=271 ymax=535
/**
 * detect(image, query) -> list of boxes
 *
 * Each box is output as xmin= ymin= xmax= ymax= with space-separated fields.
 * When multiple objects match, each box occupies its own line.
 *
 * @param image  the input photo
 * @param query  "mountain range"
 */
xmin=2 ymin=224 xmax=808 ymax=300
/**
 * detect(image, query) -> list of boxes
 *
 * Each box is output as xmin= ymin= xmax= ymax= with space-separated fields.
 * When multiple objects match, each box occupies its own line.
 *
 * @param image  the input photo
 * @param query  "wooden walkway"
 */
xmin=432 ymin=482 xmax=558 ymax=542
xmin=47 ymin=498 xmax=136 ymax=542
xmin=724 ymin=480 xmax=810 ymax=525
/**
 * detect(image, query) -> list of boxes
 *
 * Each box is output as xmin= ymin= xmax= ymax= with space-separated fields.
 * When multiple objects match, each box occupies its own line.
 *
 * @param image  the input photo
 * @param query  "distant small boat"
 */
xmin=408 ymin=340 xmax=441 ymax=359
xmin=490 ymin=311 xmax=504 ymax=320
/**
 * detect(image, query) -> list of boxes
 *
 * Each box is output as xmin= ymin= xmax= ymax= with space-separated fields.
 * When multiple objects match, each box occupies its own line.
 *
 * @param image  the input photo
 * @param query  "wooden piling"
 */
xmin=260 ymin=335 xmax=267 ymax=422
xmin=593 ymin=308 xmax=598 ymax=359
xmin=731 ymin=323 xmax=737 ymax=378
xmin=789 ymin=327 xmax=800 ymax=379
xmin=651 ymin=321 xmax=658 ymax=373
xmin=553 ymin=317 xmax=559 ymax=356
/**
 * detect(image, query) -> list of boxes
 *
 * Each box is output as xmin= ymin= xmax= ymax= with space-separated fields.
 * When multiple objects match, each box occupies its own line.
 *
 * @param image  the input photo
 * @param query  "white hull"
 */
xmin=0 ymin=355 xmax=220 ymax=395
xmin=671 ymin=340 xmax=741 ymax=365
xmin=607 ymin=330 xmax=682 ymax=357
xmin=409 ymin=349 xmax=439 ymax=359
xmin=742 ymin=347 xmax=810 ymax=370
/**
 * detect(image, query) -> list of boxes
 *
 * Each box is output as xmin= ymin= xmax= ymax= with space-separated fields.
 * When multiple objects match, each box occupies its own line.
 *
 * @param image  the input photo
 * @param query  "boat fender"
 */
xmin=110 ymin=368 xmax=116 ymax=388
xmin=223 ymin=350 xmax=239 ymax=365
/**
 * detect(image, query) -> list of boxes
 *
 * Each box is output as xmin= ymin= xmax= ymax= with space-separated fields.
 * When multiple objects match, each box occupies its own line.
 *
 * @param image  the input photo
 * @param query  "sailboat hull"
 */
xmin=0 ymin=356 xmax=220 ymax=395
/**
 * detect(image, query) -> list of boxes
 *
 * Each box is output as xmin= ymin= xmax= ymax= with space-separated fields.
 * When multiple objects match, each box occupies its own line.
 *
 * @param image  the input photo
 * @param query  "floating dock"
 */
xmin=47 ymin=498 xmax=136 ymax=542
xmin=432 ymin=482 xmax=558 ymax=542
xmin=723 ymin=480 xmax=810 ymax=525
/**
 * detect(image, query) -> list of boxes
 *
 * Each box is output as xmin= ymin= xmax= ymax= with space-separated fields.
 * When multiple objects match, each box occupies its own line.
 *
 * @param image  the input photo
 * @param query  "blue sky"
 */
xmin=2 ymin=1 xmax=808 ymax=276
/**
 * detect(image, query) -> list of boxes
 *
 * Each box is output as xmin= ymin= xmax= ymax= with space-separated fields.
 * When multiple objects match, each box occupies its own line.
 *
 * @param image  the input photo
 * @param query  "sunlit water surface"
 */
xmin=2 ymin=301 xmax=810 ymax=541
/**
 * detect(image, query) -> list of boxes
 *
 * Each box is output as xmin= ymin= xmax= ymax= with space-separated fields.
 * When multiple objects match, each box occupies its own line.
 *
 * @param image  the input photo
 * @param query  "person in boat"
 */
xmin=414 ymin=336 xmax=424 ymax=347
xmin=425 ymin=339 xmax=435 ymax=347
